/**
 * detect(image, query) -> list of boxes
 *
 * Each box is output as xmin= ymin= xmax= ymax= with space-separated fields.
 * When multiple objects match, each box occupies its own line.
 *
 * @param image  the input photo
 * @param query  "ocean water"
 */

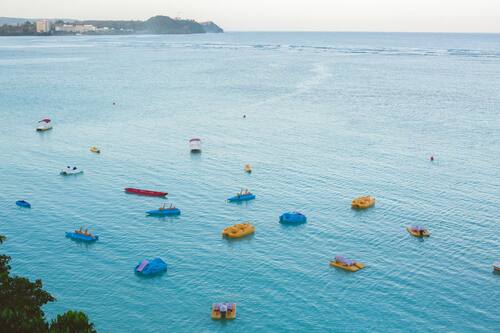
xmin=0 ymin=32 xmax=499 ymax=332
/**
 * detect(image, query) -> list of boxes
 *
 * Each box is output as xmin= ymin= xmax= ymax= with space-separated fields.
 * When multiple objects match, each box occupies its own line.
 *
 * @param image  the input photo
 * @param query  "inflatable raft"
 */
xmin=406 ymin=226 xmax=430 ymax=237
xmin=211 ymin=303 xmax=236 ymax=320
xmin=222 ymin=223 xmax=255 ymax=239
xmin=279 ymin=212 xmax=307 ymax=225
xmin=330 ymin=256 xmax=365 ymax=272
xmin=135 ymin=258 xmax=167 ymax=276
xmin=351 ymin=196 xmax=375 ymax=209
xmin=15 ymin=200 xmax=31 ymax=208
xmin=227 ymin=191 xmax=255 ymax=202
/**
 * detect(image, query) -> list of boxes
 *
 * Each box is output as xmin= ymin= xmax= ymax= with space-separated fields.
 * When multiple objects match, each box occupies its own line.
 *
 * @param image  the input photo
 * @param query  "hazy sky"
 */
xmin=1 ymin=0 xmax=499 ymax=32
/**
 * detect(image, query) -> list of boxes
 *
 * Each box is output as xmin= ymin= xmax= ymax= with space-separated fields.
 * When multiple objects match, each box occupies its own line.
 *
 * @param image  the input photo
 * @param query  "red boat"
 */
xmin=124 ymin=188 xmax=168 ymax=197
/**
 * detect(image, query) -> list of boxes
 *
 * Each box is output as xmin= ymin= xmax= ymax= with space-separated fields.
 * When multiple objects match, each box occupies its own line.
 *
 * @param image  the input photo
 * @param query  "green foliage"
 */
xmin=144 ymin=15 xmax=205 ymax=34
xmin=0 ymin=21 xmax=35 ymax=36
xmin=0 ymin=234 xmax=96 ymax=333
xmin=49 ymin=311 xmax=96 ymax=333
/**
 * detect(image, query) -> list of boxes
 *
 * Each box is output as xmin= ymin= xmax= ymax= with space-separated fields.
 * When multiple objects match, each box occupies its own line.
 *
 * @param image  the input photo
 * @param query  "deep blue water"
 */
xmin=1 ymin=32 xmax=499 ymax=332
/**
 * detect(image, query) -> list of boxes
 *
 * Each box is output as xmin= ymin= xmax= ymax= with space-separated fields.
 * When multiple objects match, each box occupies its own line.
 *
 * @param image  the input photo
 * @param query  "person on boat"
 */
xmin=220 ymin=303 xmax=227 ymax=318
xmin=430 ymin=156 xmax=434 ymax=161
xmin=73 ymin=167 xmax=77 ymax=170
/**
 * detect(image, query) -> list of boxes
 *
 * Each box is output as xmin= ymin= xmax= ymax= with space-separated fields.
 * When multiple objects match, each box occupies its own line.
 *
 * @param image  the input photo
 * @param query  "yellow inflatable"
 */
xmin=222 ymin=223 xmax=255 ymax=239
xmin=406 ymin=227 xmax=430 ymax=237
xmin=351 ymin=196 xmax=375 ymax=209
xmin=244 ymin=164 xmax=252 ymax=173
xmin=330 ymin=256 xmax=365 ymax=272
xmin=90 ymin=146 xmax=100 ymax=154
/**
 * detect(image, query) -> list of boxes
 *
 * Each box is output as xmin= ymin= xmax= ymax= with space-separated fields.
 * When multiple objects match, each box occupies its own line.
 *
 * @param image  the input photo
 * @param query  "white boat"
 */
xmin=189 ymin=138 xmax=202 ymax=152
xmin=60 ymin=166 xmax=83 ymax=175
xmin=36 ymin=118 xmax=53 ymax=131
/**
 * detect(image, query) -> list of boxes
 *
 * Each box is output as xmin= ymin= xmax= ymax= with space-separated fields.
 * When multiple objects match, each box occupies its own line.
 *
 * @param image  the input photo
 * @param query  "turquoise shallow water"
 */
xmin=1 ymin=32 xmax=499 ymax=332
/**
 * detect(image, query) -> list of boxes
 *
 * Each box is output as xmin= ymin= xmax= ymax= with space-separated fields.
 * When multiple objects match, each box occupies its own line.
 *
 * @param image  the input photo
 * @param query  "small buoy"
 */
xmin=243 ymin=115 xmax=246 ymax=118
xmin=112 ymin=102 xmax=116 ymax=105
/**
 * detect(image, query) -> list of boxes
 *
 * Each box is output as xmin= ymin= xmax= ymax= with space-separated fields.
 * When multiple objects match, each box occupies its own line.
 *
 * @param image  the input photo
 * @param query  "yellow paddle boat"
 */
xmin=406 ymin=226 xmax=430 ymax=237
xmin=90 ymin=146 xmax=101 ymax=154
xmin=222 ymin=223 xmax=255 ymax=239
xmin=330 ymin=256 xmax=365 ymax=272
xmin=211 ymin=303 xmax=236 ymax=320
xmin=351 ymin=196 xmax=375 ymax=209
xmin=244 ymin=164 xmax=252 ymax=173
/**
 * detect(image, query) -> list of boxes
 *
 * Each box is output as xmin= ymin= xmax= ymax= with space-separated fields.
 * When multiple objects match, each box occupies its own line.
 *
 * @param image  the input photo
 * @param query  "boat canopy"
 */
xmin=39 ymin=118 xmax=51 ymax=123
xmin=335 ymin=256 xmax=355 ymax=266
xmin=189 ymin=138 xmax=201 ymax=142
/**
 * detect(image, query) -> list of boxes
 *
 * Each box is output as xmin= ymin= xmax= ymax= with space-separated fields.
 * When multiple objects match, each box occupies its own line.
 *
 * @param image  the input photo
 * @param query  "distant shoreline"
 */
xmin=0 ymin=15 xmax=223 ymax=36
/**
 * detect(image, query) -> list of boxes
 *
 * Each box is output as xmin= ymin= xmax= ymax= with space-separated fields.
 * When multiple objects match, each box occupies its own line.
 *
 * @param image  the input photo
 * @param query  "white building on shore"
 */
xmin=36 ymin=20 xmax=51 ymax=33
xmin=55 ymin=24 xmax=97 ymax=33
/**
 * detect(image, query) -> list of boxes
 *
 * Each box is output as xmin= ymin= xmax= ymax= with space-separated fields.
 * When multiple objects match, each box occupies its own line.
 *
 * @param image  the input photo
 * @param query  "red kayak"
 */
xmin=125 ymin=188 xmax=168 ymax=197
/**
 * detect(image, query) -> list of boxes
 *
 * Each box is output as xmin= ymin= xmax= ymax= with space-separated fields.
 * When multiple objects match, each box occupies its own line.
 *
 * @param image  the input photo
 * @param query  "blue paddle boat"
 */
xmin=65 ymin=227 xmax=99 ymax=242
xmin=227 ymin=190 xmax=255 ymax=203
xmin=279 ymin=212 xmax=307 ymax=225
xmin=15 ymin=200 xmax=31 ymax=208
xmin=135 ymin=258 xmax=167 ymax=276
xmin=146 ymin=204 xmax=181 ymax=216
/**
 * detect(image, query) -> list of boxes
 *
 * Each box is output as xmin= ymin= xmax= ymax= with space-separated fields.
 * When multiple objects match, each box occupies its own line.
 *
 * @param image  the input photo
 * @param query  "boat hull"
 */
xmin=135 ymin=258 xmax=167 ymax=275
xmin=279 ymin=212 xmax=307 ymax=225
xmin=60 ymin=170 xmax=83 ymax=175
xmin=15 ymin=200 xmax=31 ymax=208
xmin=125 ymin=188 xmax=167 ymax=197
xmin=65 ymin=232 xmax=98 ymax=242
xmin=227 ymin=194 xmax=255 ymax=202
xmin=146 ymin=208 xmax=181 ymax=216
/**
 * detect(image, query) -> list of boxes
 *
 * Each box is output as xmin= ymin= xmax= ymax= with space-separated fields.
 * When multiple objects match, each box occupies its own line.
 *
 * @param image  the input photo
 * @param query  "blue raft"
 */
xmin=65 ymin=232 xmax=99 ymax=242
xmin=279 ymin=212 xmax=307 ymax=225
xmin=135 ymin=258 xmax=167 ymax=276
xmin=16 ymin=200 xmax=31 ymax=208
xmin=227 ymin=193 xmax=256 ymax=202
xmin=146 ymin=207 xmax=181 ymax=216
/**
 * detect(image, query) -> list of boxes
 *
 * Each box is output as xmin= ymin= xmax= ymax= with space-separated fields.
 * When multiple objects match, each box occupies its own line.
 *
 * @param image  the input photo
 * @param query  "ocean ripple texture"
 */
xmin=0 ymin=32 xmax=499 ymax=332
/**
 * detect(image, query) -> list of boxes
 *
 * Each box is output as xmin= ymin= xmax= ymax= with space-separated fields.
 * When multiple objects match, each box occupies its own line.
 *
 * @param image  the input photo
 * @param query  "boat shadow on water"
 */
xmin=190 ymin=151 xmax=202 ymax=159
xmin=134 ymin=270 xmax=168 ymax=279
xmin=146 ymin=215 xmax=181 ymax=221
xmin=223 ymin=233 xmax=255 ymax=245
xmin=66 ymin=238 xmax=98 ymax=249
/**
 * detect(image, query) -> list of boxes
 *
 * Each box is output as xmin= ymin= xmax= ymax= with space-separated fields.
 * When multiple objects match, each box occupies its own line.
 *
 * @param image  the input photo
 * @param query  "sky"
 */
xmin=1 ymin=0 xmax=499 ymax=32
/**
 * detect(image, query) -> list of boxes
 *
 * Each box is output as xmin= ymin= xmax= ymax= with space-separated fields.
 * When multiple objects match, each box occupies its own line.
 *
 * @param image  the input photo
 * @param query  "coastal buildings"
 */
xmin=55 ymin=24 xmax=97 ymax=33
xmin=36 ymin=20 xmax=51 ymax=33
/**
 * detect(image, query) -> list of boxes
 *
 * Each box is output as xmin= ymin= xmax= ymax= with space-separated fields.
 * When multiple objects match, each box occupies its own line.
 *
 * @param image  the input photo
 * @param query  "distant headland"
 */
xmin=0 ymin=15 xmax=223 ymax=36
